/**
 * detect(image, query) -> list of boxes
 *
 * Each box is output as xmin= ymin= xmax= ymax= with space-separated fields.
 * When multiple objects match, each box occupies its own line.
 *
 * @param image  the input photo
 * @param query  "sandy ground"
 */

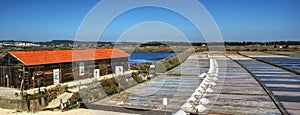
xmin=0 ymin=108 xmax=136 ymax=115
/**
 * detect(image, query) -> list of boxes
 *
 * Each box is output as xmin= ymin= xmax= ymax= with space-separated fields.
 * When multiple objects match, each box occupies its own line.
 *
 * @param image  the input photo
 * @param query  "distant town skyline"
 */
xmin=0 ymin=0 xmax=299 ymax=42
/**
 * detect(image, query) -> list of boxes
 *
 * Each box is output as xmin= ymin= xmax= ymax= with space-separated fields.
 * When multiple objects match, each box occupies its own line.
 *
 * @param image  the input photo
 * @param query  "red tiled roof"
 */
xmin=9 ymin=49 xmax=129 ymax=66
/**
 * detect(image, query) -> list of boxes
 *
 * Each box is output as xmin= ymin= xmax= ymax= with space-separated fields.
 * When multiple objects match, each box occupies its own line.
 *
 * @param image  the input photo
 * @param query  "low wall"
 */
xmin=154 ymin=48 xmax=193 ymax=73
xmin=0 ymin=96 xmax=47 ymax=112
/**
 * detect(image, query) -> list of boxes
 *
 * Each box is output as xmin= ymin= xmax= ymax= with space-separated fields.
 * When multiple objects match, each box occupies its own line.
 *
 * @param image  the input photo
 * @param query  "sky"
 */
xmin=0 ymin=0 xmax=299 ymax=42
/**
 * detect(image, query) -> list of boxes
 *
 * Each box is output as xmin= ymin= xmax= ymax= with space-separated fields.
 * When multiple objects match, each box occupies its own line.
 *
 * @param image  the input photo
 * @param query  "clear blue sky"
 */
xmin=0 ymin=0 xmax=299 ymax=42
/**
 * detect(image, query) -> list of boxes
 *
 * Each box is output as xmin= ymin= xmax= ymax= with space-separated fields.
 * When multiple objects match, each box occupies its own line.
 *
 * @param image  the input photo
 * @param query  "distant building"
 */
xmin=0 ymin=49 xmax=129 ymax=89
xmin=0 ymin=40 xmax=41 ymax=47
xmin=15 ymin=42 xmax=41 ymax=47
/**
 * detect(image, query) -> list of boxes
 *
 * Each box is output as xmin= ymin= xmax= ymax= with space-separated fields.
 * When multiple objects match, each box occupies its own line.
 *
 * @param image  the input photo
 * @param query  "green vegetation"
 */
xmin=194 ymin=47 xmax=208 ymax=52
xmin=161 ymin=56 xmax=180 ymax=70
xmin=44 ymin=85 xmax=68 ymax=102
xmin=101 ymin=78 xmax=123 ymax=95
xmin=22 ymin=85 xmax=68 ymax=101
xmin=132 ymin=72 xmax=143 ymax=83
xmin=155 ymin=48 xmax=193 ymax=73
xmin=130 ymin=64 xmax=150 ymax=73
xmin=65 ymin=92 xmax=81 ymax=110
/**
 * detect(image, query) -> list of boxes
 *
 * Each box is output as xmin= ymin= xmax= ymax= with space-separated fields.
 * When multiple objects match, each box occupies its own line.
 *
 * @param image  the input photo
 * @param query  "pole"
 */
xmin=164 ymin=105 xmax=166 ymax=115
xmin=163 ymin=98 xmax=167 ymax=115
xmin=59 ymin=64 xmax=62 ymax=84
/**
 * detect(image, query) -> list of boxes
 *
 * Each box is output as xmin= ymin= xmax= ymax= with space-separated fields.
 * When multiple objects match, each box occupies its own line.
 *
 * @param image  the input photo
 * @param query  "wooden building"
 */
xmin=0 ymin=49 xmax=129 ymax=89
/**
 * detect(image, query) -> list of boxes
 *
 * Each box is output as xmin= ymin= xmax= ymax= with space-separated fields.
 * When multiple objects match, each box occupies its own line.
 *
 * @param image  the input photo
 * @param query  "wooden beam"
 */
xmin=21 ymin=66 xmax=25 ymax=90
xmin=59 ymin=64 xmax=62 ymax=83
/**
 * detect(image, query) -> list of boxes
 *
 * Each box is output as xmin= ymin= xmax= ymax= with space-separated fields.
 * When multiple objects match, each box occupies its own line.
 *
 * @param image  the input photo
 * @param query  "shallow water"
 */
xmin=237 ymin=59 xmax=300 ymax=114
xmin=128 ymin=52 xmax=176 ymax=66
xmin=258 ymin=57 xmax=300 ymax=73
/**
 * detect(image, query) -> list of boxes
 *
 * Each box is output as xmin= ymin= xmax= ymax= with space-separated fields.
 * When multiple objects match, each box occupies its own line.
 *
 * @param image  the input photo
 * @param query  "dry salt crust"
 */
xmin=0 ymin=108 xmax=137 ymax=115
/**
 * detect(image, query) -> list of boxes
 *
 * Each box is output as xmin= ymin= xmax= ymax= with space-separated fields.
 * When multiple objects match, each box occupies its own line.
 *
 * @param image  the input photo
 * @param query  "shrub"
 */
xmin=132 ymin=72 xmax=143 ymax=83
xmin=130 ymin=64 xmax=150 ymax=74
xmin=100 ymin=78 xmax=122 ymax=95
xmin=102 ymin=86 xmax=115 ymax=95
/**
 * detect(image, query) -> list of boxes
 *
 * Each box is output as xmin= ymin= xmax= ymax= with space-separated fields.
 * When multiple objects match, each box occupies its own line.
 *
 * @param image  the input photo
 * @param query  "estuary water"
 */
xmin=128 ymin=52 xmax=176 ymax=66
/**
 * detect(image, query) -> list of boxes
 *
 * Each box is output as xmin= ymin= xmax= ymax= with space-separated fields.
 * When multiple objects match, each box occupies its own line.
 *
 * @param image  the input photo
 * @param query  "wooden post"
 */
xmin=59 ymin=64 xmax=62 ymax=83
xmin=5 ymin=74 xmax=9 ymax=87
xmin=32 ymin=75 xmax=35 ymax=88
xmin=163 ymin=98 xmax=167 ymax=115
xmin=22 ymin=66 xmax=25 ymax=90
xmin=37 ymin=78 xmax=40 ymax=92
xmin=37 ymin=78 xmax=41 ymax=105
xmin=22 ymin=66 xmax=25 ymax=80
xmin=164 ymin=105 xmax=167 ymax=115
